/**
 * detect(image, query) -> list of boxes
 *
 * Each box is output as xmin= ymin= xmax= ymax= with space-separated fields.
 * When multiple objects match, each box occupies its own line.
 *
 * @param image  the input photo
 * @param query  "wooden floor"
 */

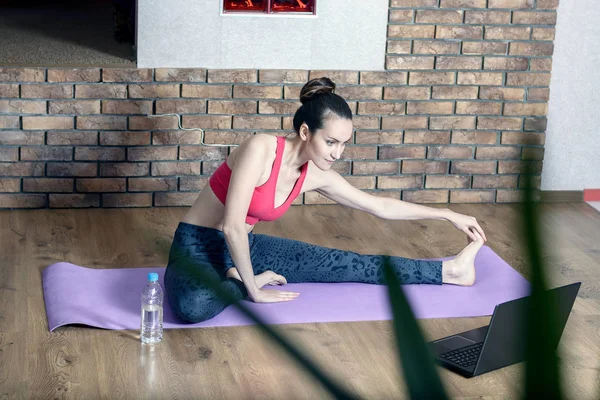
xmin=1 ymin=203 xmax=599 ymax=399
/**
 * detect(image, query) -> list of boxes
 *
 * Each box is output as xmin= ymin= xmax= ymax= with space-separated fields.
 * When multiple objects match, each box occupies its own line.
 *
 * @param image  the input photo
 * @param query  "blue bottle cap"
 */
xmin=148 ymin=273 xmax=159 ymax=282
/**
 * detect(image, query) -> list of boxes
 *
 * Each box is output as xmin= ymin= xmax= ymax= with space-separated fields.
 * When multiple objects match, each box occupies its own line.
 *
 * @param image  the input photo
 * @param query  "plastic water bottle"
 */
xmin=140 ymin=272 xmax=163 ymax=344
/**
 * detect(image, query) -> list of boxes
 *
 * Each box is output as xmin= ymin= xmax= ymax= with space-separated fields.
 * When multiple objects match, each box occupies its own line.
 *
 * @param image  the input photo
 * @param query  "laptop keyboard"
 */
xmin=439 ymin=342 xmax=483 ymax=367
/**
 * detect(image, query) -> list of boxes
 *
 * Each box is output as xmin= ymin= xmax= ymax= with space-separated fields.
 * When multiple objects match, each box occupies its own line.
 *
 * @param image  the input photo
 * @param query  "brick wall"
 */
xmin=0 ymin=0 xmax=555 ymax=209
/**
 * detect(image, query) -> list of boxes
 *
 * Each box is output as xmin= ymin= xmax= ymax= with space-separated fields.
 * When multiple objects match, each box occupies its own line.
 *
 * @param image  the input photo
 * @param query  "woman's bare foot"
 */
xmin=442 ymin=230 xmax=485 ymax=286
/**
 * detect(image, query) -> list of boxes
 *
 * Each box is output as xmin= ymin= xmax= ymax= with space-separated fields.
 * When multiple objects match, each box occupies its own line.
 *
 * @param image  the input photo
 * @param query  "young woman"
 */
xmin=164 ymin=77 xmax=487 ymax=323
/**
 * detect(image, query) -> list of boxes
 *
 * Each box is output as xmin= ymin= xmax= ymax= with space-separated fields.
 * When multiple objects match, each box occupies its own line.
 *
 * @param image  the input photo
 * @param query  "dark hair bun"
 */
xmin=299 ymin=77 xmax=336 ymax=105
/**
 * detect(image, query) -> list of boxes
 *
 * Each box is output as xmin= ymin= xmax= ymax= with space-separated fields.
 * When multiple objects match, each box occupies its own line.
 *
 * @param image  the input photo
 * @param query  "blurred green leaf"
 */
xmin=521 ymin=166 xmax=563 ymax=399
xmin=382 ymin=256 xmax=449 ymax=399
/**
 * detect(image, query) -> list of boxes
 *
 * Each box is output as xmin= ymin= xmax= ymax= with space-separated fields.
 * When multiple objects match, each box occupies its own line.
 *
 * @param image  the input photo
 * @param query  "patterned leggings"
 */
xmin=164 ymin=222 xmax=443 ymax=323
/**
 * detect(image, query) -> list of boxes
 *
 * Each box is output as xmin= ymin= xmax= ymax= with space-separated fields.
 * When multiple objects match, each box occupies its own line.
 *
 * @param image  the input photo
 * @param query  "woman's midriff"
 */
xmin=180 ymin=185 xmax=256 ymax=234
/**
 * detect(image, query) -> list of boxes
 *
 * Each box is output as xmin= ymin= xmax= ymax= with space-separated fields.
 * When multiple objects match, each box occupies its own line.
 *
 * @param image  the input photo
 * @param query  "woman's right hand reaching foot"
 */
xmin=249 ymin=287 xmax=300 ymax=303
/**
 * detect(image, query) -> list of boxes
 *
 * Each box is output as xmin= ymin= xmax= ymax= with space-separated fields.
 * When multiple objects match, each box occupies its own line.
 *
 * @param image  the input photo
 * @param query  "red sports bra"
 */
xmin=209 ymin=136 xmax=308 ymax=225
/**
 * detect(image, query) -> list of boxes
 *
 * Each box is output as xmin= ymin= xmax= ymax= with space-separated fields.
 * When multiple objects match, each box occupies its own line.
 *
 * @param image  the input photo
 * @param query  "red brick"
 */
xmin=432 ymin=86 xmax=479 ymax=99
xmin=409 ymin=72 xmax=455 ymax=85
xmin=102 ymin=69 xmax=152 ymax=82
xmin=335 ymin=86 xmax=382 ymax=100
xmin=506 ymin=73 xmax=552 ymax=87
xmin=100 ymin=163 xmax=149 ymax=177
xmin=426 ymin=175 xmax=470 ymax=189
xmin=359 ymin=71 xmax=408 ymax=85
xmin=259 ymin=70 xmax=308 ymax=84
xmin=77 ymin=116 xmax=127 ymax=130
xmin=48 ymin=131 xmax=98 ymax=146
xmin=382 ymin=116 xmax=428 ymax=129
xmin=530 ymin=59 xmax=553 ymax=71
xmin=154 ymin=192 xmax=198 ymax=206
xmin=519 ymin=174 xmax=542 ymax=189
xmin=521 ymin=147 xmax=545 ymax=160
xmin=0 ymin=162 xmax=44 ymax=176
xmin=345 ymin=176 xmax=376 ymax=189
xmin=155 ymin=68 xmax=207 ymax=82
xmin=49 ymin=100 xmax=101 ymax=114
xmin=179 ymin=146 xmax=228 ymax=161
xmin=152 ymin=131 xmax=202 ymax=145
xmin=258 ymin=101 xmax=300 ymax=114
xmin=234 ymin=85 xmax=282 ymax=99
xmin=128 ymin=84 xmax=179 ymax=98
xmin=472 ymin=175 xmax=518 ymax=189
xmin=100 ymin=131 xmax=150 ymax=146
xmin=203 ymin=130 xmax=253 ymax=145
xmin=479 ymin=87 xmax=525 ymax=100
xmin=208 ymin=100 xmax=256 ymax=114
xmin=379 ymin=146 xmax=427 ymax=159
xmin=456 ymin=101 xmax=502 ymax=115
xmin=536 ymin=0 xmax=559 ymax=9
xmin=498 ymin=160 xmax=542 ymax=174
xmin=532 ymin=28 xmax=555 ymax=40
xmin=0 ymin=148 xmax=18 ymax=162
xmin=47 ymin=162 xmax=97 ymax=177
xmin=76 ymin=178 xmax=126 ymax=192
xmin=151 ymin=162 xmax=201 ymax=176
xmin=430 ymin=116 xmax=476 ymax=130
xmin=0 ymin=100 xmax=46 ymax=114
xmin=386 ymin=40 xmax=411 ymax=54
xmin=353 ymin=161 xmax=399 ymax=175
xmin=0 ymin=178 xmax=20 ymax=192
xmin=513 ymin=11 xmax=557 ymax=24
xmin=509 ymin=43 xmax=554 ymax=56
xmin=462 ymin=42 xmax=508 ymax=55
xmin=208 ymin=70 xmax=257 ymax=83
xmin=357 ymin=102 xmax=405 ymax=115
xmin=402 ymin=190 xmax=449 ymax=203
xmin=309 ymin=71 xmax=359 ymax=85
xmin=440 ymin=0 xmax=486 ymax=6
xmin=101 ymin=100 xmax=152 ymax=115
xmin=504 ymin=103 xmax=548 ymax=116
xmin=416 ymin=10 xmax=462 ymax=24
xmin=390 ymin=0 xmax=437 ymax=5
xmin=355 ymin=131 xmax=403 ymax=145
xmin=384 ymin=87 xmax=430 ymax=100
xmin=23 ymin=116 xmax=73 ymax=130
xmin=404 ymin=130 xmax=450 ymax=144
xmin=181 ymin=85 xmax=232 ymax=98
xmin=75 ymin=84 xmax=127 ymax=99
xmin=0 ymin=84 xmax=19 ymax=97
xmin=20 ymin=147 xmax=72 ymax=161
xmin=451 ymin=161 xmax=496 ymax=174
xmin=484 ymin=57 xmax=528 ymax=71
xmin=387 ymin=56 xmax=435 ymax=70
xmin=103 ymin=193 xmax=152 ymax=207
xmin=155 ymin=99 xmax=206 ymax=114
xmin=524 ymin=117 xmax=547 ymax=131
xmin=477 ymin=117 xmax=523 ymax=130
xmin=0 ymin=194 xmax=47 ymax=208
xmin=389 ymin=10 xmax=414 ymax=23
xmin=412 ymin=40 xmax=460 ymax=55
xmin=49 ymin=193 xmax=99 ymax=208
xmin=436 ymin=26 xmax=483 ymax=40
xmin=0 ymin=68 xmax=45 ymax=82
xmin=488 ymin=0 xmax=533 ymax=8
xmin=402 ymin=160 xmax=449 ymax=174
xmin=0 ymin=116 xmax=19 ymax=129
xmin=22 ymin=178 xmax=73 ymax=192
xmin=428 ymin=146 xmax=473 ymax=159
xmin=128 ymin=177 xmax=177 ymax=192
xmin=179 ymin=176 xmax=209 ymax=191
xmin=0 ymin=131 xmax=44 ymax=145
xmin=181 ymin=115 xmax=232 ymax=129
xmin=501 ymin=131 xmax=545 ymax=145
xmin=485 ymin=27 xmax=531 ymax=40
xmin=407 ymin=102 xmax=454 ymax=115
xmin=233 ymin=116 xmax=281 ymax=129
xmin=22 ymin=85 xmax=73 ymax=99
xmin=452 ymin=131 xmax=498 ymax=144
xmin=388 ymin=25 xmax=436 ymax=39
xmin=75 ymin=147 xmax=125 ymax=161
xmin=457 ymin=72 xmax=503 ymax=85
xmin=339 ymin=146 xmax=378 ymax=160
xmin=464 ymin=11 xmax=511 ymax=24
xmin=476 ymin=146 xmax=521 ymax=159
xmin=128 ymin=147 xmax=177 ymax=161
xmin=377 ymin=176 xmax=423 ymax=189
xmin=450 ymin=190 xmax=495 ymax=203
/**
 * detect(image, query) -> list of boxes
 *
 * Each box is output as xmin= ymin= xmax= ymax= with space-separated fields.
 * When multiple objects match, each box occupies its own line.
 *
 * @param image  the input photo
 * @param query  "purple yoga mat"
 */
xmin=42 ymin=245 xmax=530 ymax=331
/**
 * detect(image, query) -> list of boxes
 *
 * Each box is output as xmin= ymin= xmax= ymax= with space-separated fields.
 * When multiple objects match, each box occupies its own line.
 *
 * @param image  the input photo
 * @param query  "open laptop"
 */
xmin=428 ymin=282 xmax=581 ymax=378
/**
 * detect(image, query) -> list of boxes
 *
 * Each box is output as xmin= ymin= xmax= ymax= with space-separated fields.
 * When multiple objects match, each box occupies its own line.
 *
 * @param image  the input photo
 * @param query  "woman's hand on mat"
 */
xmin=447 ymin=211 xmax=487 ymax=243
xmin=255 ymin=270 xmax=288 ymax=289
xmin=248 ymin=288 xmax=300 ymax=303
